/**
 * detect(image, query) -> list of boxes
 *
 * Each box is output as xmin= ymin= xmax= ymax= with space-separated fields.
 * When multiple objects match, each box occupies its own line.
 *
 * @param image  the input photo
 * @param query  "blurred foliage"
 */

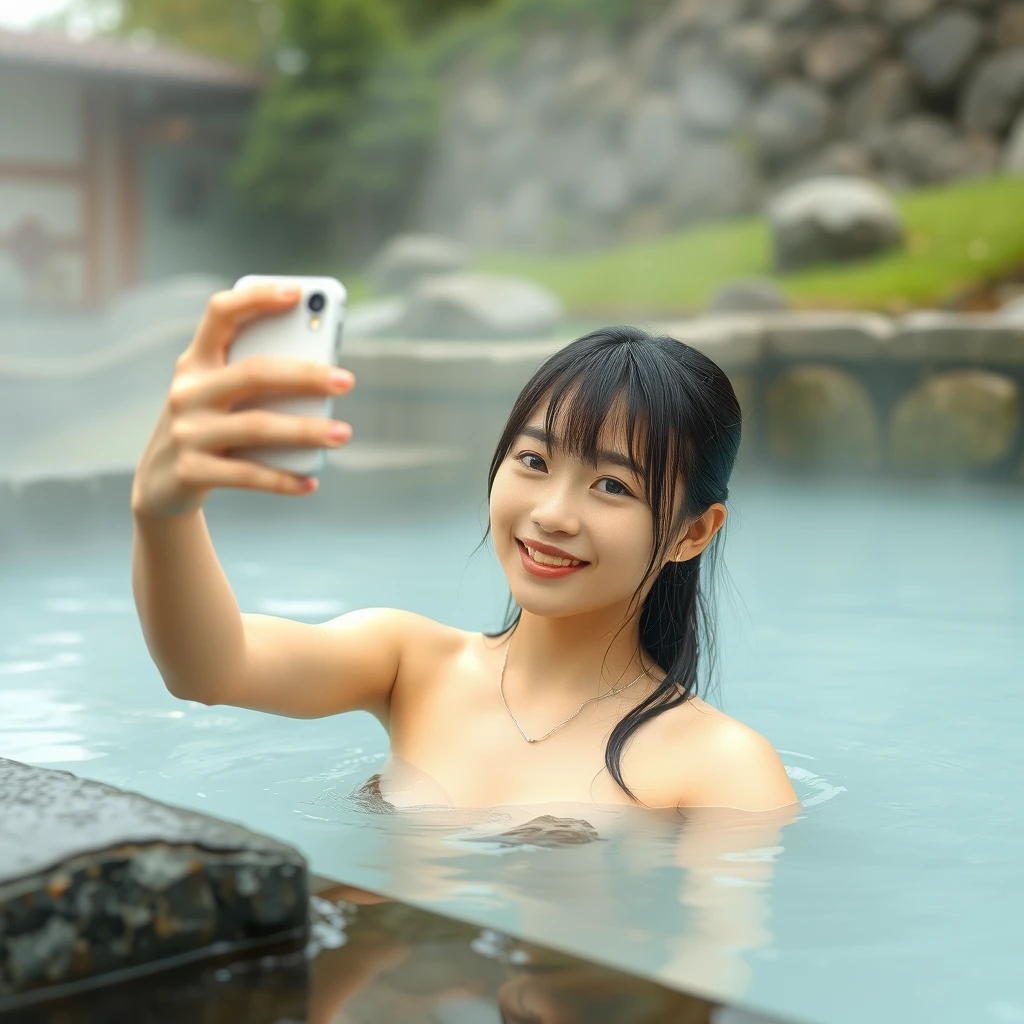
xmin=475 ymin=177 xmax=1024 ymax=314
xmin=104 ymin=0 xmax=272 ymax=67
xmin=77 ymin=0 xmax=673 ymax=265
xmin=231 ymin=0 xmax=439 ymax=262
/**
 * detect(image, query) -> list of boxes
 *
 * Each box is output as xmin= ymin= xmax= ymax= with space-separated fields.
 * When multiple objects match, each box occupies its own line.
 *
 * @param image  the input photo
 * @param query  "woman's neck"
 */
xmin=503 ymin=601 xmax=655 ymax=701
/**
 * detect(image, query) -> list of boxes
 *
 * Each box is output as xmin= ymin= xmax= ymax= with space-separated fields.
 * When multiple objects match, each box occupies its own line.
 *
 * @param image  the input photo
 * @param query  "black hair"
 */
xmin=483 ymin=326 xmax=742 ymax=801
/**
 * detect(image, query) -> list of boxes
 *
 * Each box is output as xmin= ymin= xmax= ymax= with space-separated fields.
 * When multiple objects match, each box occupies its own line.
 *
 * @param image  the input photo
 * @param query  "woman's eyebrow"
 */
xmin=517 ymin=426 xmax=643 ymax=476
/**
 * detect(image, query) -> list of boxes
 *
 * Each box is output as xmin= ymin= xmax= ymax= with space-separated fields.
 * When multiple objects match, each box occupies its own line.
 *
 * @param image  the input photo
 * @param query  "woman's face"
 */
xmin=489 ymin=403 xmax=669 ymax=622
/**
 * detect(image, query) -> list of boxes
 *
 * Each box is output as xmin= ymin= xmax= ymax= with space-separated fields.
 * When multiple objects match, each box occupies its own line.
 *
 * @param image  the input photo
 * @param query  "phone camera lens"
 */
xmin=308 ymin=292 xmax=326 ymax=313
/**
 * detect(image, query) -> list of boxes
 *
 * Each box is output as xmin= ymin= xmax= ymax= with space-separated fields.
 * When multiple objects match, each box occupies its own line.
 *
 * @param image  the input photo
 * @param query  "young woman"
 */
xmin=131 ymin=283 xmax=797 ymax=813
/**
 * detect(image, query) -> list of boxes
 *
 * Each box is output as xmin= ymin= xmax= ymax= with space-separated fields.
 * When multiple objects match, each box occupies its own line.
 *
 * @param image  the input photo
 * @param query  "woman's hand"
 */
xmin=130 ymin=283 xmax=355 ymax=519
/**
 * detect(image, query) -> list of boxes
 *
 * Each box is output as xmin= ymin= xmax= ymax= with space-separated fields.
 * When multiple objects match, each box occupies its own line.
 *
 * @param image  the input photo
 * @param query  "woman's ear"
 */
xmin=668 ymin=504 xmax=727 ymax=564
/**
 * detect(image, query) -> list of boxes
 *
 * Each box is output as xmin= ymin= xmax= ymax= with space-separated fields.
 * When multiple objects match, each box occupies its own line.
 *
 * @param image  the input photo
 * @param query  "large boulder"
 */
xmin=904 ymin=9 xmax=985 ymax=94
xmin=844 ymin=61 xmax=919 ymax=138
xmin=960 ymin=48 xmax=1024 ymax=133
xmin=889 ymin=371 xmax=1022 ymax=472
xmin=803 ymin=23 xmax=889 ymax=90
xmin=678 ymin=66 xmax=751 ymax=136
xmin=766 ymin=364 xmax=881 ymax=468
xmin=367 ymin=234 xmax=468 ymax=295
xmin=752 ymin=79 xmax=834 ymax=167
xmin=398 ymin=273 xmax=564 ymax=340
xmin=710 ymin=277 xmax=790 ymax=313
xmin=0 ymin=759 xmax=307 ymax=1001
xmin=768 ymin=175 xmax=905 ymax=271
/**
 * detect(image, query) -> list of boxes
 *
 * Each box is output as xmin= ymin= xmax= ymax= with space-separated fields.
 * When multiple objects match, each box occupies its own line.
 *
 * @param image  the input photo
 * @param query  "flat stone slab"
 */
xmin=890 ymin=312 xmax=1024 ymax=364
xmin=761 ymin=312 xmax=895 ymax=360
xmin=0 ymin=759 xmax=307 ymax=1003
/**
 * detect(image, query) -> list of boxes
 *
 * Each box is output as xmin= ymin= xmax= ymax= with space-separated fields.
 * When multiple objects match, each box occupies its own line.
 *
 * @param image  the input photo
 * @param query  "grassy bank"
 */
xmin=471 ymin=175 xmax=1024 ymax=315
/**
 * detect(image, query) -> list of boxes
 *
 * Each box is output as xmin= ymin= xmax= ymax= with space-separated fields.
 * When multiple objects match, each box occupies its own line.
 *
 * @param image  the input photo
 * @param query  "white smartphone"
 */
xmin=226 ymin=274 xmax=347 ymax=477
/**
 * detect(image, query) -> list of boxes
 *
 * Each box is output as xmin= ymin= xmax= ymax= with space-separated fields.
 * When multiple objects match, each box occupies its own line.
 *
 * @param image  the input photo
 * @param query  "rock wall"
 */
xmin=417 ymin=0 xmax=1024 ymax=251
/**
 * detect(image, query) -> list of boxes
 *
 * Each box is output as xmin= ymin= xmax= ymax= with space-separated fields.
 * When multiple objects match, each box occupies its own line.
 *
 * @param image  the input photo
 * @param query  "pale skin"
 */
xmin=131 ymin=285 xmax=798 ymax=813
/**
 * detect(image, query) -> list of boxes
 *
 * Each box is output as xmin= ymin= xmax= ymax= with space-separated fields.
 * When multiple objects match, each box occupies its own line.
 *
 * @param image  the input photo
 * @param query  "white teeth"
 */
xmin=525 ymin=545 xmax=581 ymax=568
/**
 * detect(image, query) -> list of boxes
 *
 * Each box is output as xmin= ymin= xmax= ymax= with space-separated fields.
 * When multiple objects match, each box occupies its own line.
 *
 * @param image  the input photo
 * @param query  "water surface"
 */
xmin=1 ymin=476 xmax=1022 ymax=1024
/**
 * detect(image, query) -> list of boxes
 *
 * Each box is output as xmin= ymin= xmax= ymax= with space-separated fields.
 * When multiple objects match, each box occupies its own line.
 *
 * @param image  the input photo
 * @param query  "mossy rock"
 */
xmin=889 ymin=370 xmax=1021 ymax=472
xmin=766 ymin=364 xmax=881 ymax=469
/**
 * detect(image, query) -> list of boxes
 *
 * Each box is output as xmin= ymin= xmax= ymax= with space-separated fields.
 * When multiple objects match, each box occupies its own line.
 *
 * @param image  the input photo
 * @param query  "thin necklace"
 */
xmin=498 ymin=635 xmax=648 ymax=744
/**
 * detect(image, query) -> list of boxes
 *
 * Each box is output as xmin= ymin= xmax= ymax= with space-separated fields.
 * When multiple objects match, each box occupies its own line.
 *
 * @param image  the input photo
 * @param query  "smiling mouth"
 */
xmin=516 ymin=540 xmax=589 ymax=569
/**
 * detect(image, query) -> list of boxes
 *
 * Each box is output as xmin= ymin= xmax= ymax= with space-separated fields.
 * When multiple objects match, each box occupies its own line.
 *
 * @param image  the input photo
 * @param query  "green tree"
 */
xmin=232 ymin=0 xmax=439 ymax=262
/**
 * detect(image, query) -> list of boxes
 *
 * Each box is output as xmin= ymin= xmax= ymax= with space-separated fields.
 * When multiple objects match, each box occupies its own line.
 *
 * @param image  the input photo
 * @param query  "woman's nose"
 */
xmin=531 ymin=480 xmax=580 ymax=536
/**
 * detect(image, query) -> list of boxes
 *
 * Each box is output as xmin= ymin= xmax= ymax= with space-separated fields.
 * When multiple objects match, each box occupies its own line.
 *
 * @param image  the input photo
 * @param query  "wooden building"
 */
xmin=0 ymin=28 xmax=262 ymax=311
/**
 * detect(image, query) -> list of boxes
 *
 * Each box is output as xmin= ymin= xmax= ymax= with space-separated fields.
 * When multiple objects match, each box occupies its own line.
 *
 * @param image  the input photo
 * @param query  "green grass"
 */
xmin=468 ymin=175 xmax=1024 ymax=315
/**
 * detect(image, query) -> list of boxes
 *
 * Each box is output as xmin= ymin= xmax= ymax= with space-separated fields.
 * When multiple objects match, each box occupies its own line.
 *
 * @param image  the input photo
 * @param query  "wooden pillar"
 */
xmin=116 ymin=94 xmax=142 ymax=290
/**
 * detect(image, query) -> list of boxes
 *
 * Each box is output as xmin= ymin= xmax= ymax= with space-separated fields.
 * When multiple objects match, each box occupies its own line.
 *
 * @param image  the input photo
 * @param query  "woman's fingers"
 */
xmin=184 ymin=284 xmax=302 ymax=365
xmin=169 ymin=357 xmax=354 ymax=412
xmin=171 ymin=410 xmax=352 ymax=453
xmin=174 ymin=450 xmax=319 ymax=497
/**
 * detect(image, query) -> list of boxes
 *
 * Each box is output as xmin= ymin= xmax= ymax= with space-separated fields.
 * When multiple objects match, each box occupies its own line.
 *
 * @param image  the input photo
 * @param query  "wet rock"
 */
xmin=503 ymin=177 xmax=554 ymax=250
xmin=766 ymin=365 xmax=881 ymax=468
xmin=627 ymin=93 xmax=683 ymax=195
xmin=398 ymin=273 xmax=563 ymax=340
xmin=768 ymin=175 xmax=905 ymax=271
xmin=993 ymin=2 xmax=1024 ymax=48
xmin=904 ymin=9 xmax=985 ymax=93
xmin=678 ymin=66 xmax=751 ymax=135
xmin=803 ymin=23 xmax=889 ymax=90
xmin=752 ymin=79 xmax=834 ymax=167
xmin=889 ymin=371 xmax=1022 ymax=471
xmin=765 ymin=0 xmax=829 ymax=26
xmin=721 ymin=21 xmax=786 ymax=81
xmin=457 ymin=79 xmax=507 ymax=141
xmin=368 ymin=235 xmax=468 ymax=295
xmin=0 ymin=758 xmax=307 ymax=1000
xmin=843 ymin=61 xmax=919 ymax=138
xmin=880 ymin=0 xmax=943 ymax=27
xmin=960 ymin=48 xmax=1024 ymax=133
xmin=1005 ymin=111 xmax=1024 ymax=172
xmin=579 ymin=153 xmax=633 ymax=218
xmin=710 ymin=277 xmax=789 ymax=313
xmin=669 ymin=138 xmax=758 ymax=223
xmin=871 ymin=115 xmax=1000 ymax=183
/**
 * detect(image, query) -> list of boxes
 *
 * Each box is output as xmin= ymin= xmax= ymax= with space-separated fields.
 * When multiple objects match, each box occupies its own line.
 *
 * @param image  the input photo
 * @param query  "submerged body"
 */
xmin=130 ymin=285 xmax=797 ymax=815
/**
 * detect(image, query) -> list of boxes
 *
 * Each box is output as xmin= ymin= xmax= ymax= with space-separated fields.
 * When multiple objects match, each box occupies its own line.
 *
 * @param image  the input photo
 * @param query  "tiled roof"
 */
xmin=0 ymin=28 xmax=263 ymax=91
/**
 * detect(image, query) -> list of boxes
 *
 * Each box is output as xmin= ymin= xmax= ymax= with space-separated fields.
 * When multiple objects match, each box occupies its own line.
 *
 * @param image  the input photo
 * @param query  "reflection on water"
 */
xmin=1 ymin=479 xmax=1023 ymax=1024
xmin=4 ymin=883 xmax=781 ymax=1024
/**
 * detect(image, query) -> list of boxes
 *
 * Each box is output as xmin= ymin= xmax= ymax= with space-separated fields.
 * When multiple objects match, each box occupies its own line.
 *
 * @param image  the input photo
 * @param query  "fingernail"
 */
xmin=328 ymin=422 xmax=351 ymax=441
xmin=329 ymin=370 xmax=354 ymax=391
xmin=302 ymin=477 xmax=319 ymax=493
xmin=276 ymin=285 xmax=300 ymax=298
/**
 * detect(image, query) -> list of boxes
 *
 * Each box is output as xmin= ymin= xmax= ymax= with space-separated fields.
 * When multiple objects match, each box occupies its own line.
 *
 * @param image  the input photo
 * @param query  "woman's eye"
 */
xmin=517 ymin=453 xmax=547 ymax=472
xmin=596 ymin=478 xmax=632 ymax=497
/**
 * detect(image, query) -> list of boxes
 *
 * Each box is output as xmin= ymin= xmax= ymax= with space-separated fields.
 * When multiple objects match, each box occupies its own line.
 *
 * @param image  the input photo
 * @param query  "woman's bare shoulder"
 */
xmin=638 ymin=696 xmax=799 ymax=812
